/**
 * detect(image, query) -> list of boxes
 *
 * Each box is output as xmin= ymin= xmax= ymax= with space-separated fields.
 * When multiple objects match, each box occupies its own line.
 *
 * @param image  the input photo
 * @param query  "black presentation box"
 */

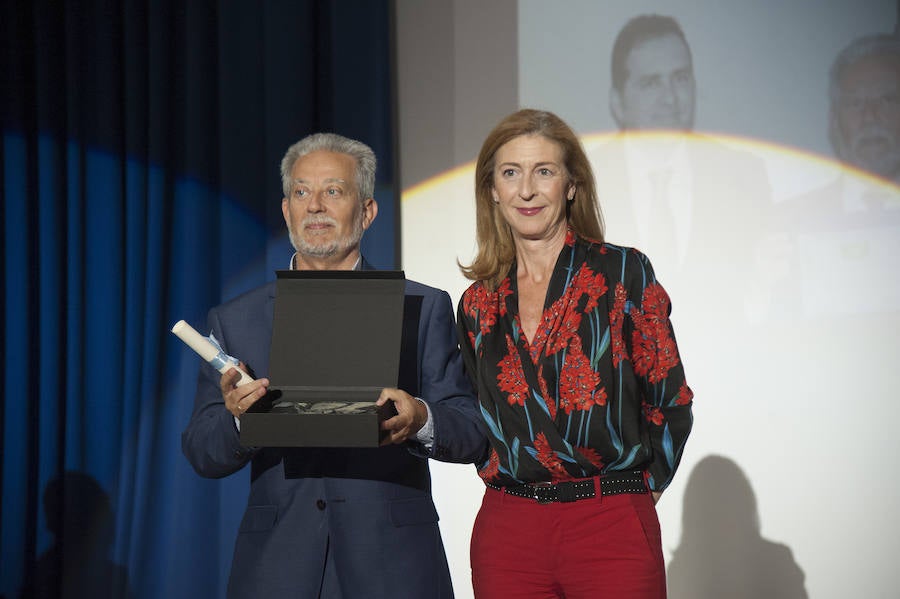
xmin=239 ymin=270 xmax=405 ymax=447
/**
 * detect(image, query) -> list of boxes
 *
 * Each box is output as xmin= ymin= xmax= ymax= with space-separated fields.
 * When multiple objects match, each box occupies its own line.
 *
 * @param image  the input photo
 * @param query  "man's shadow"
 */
xmin=667 ymin=455 xmax=807 ymax=598
xmin=19 ymin=471 xmax=133 ymax=599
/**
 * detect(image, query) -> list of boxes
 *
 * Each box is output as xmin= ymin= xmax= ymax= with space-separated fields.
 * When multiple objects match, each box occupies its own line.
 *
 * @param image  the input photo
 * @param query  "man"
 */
xmin=773 ymin=34 xmax=900 ymax=319
xmin=595 ymin=17 xmax=774 ymax=516
xmin=829 ymin=33 xmax=900 ymax=185
xmin=783 ymin=33 xmax=900 ymax=228
xmin=609 ymin=13 xmax=695 ymax=132
xmin=596 ymin=14 xmax=771 ymax=318
xmin=182 ymin=133 xmax=486 ymax=598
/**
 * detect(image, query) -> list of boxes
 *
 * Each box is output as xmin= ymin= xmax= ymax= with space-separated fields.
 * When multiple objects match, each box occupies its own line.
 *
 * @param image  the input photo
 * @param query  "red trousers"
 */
xmin=470 ymin=482 xmax=666 ymax=598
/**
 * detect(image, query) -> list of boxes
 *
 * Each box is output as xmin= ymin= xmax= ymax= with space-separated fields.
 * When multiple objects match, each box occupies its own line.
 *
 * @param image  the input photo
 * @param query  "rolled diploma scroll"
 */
xmin=171 ymin=320 xmax=254 ymax=386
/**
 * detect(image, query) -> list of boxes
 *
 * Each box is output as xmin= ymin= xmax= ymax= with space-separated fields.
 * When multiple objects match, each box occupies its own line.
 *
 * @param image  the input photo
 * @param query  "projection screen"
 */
xmin=396 ymin=2 xmax=899 ymax=597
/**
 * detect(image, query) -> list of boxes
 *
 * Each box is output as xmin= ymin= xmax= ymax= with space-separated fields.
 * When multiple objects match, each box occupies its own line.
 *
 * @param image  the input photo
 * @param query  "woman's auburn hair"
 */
xmin=459 ymin=108 xmax=605 ymax=290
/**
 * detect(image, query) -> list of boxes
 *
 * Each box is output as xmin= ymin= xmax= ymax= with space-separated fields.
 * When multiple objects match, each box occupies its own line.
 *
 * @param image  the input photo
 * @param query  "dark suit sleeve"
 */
xmin=181 ymin=308 xmax=256 ymax=478
xmin=415 ymin=289 xmax=488 ymax=464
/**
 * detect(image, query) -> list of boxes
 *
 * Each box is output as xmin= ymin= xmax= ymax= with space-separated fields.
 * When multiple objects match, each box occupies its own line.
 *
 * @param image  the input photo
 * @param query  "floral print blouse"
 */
xmin=457 ymin=231 xmax=693 ymax=492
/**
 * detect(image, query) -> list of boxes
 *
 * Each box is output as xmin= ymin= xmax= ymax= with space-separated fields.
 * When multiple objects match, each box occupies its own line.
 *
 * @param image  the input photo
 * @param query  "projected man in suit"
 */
xmin=784 ymin=32 xmax=900 ymax=224
xmin=182 ymin=133 xmax=486 ymax=599
xmin=596 ymin=14 xmax=771 ymax=316
xmin=773 ymin=33 xmax=900 ymax=319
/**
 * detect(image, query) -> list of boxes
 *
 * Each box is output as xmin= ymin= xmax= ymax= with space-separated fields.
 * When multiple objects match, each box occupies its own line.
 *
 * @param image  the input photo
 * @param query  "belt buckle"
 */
xmin=529 ymin=481 xmax=555 ymax=504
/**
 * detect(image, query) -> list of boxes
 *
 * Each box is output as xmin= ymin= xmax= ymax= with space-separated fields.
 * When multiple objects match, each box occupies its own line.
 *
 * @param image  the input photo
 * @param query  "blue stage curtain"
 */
xmin=1 ymin=1 xmax=395 ymax=597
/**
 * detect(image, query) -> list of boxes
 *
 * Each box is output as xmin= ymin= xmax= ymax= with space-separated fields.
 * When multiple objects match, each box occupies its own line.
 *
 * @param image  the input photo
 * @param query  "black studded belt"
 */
xmin=485 ymin=470 xmax=646 ymax=504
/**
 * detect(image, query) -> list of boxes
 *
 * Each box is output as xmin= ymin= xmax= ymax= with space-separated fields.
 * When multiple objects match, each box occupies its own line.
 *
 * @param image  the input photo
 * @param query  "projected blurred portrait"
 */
xmin=830 ymin=34 xmax=900 ymax=184
xmin=772 ymin=33 xmax=900 ymax=319
xmin=609 ymin=14 xmax=696 ymax=132
xmin=595 ymin=14 xmax=771 ymax=324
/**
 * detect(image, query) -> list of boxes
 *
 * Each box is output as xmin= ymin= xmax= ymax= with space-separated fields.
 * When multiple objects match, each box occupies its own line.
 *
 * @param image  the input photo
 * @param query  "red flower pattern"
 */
xmin=631 ymin=283 xmax=679 ymax=384
xmin=543 ymin=304 xmax=582 ymax=356
xmin=569 ymin=265 xmax=608 ymax=313
xmin=536 ymin=364 xmax=557 ymax=420
xmin=609 ymin=283 xmax=629 ymax=367
xmin=478 ymin=448 xmax=501 ymax=482
xmin=495 ymin=277 xmax=513 ymax=317
xmin=640 ymin=283 xmax=671 ymax=318
xmin=674 ymin=381 xmax=694 ymax=406
xmin=462 ymin=284 xmax=496 ymax=337
xmin=463 ymin=279 xmax=513 ymax=337
xmin=575 ymin=446 xmax=604 ymax=470
xmin=542 ymin=266 xmax=608 ymax=359
xmin=558 ymin=338 xmax=604 ymax=414
xmin=642 ymin=402 xmax=665 ymax=426
xmin=534 ymin=432 xmax=572 ymax=481
xmin=496 ymin=335 xmax=530 ymax=406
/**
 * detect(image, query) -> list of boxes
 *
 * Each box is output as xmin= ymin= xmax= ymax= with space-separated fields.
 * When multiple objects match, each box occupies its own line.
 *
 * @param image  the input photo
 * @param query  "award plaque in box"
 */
xmin=239 ymin=270 xmax=405 ymax=447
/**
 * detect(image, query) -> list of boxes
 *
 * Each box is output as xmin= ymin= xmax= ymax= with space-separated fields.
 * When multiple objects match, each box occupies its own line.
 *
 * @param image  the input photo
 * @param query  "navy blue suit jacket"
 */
xmin=182 ymin=266 xmax=486 ymax=598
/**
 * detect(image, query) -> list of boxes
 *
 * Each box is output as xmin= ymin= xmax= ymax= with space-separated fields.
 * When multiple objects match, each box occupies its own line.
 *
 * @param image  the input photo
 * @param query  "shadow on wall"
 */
xmin=18 ymin=471 xmax=134 ymax=599
xmin=667 ymin=455 xmax=807 ymax=599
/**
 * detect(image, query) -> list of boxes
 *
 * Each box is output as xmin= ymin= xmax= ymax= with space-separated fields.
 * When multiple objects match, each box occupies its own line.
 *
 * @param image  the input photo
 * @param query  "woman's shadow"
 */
xmin=19 ymin=471 xmax=133 ymax=599
xmin=667 ymin=455 xmax=807 ymax=598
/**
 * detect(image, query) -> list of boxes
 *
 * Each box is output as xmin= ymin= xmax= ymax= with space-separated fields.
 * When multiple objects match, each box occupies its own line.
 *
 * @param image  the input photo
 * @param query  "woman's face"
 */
xmin=491 ymin=134 xmax=575 ymax=243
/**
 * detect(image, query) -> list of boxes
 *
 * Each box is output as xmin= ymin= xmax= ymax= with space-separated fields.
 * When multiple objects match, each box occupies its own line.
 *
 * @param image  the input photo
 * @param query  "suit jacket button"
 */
xmin=316 ymin=499 xmax=327 ymax=510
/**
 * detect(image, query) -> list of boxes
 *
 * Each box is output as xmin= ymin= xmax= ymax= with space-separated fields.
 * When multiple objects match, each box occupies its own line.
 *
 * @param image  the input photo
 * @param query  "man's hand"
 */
xmin=221 ymin=364 xmax=269 ymax=419
xmin=376 ymin=387 xmax=427 ymax=445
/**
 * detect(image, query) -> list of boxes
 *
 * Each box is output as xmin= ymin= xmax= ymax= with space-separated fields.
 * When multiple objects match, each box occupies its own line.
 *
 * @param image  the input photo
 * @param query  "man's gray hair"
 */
xmin=829 ymin=33 xmax=900 ymax=106
xmin=280 ymin=133 xmax=377 ymax=201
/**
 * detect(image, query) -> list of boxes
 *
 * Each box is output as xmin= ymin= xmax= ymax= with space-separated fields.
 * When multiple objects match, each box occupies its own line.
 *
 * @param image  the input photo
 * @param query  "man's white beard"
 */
xmin=290 ymin=211 xmax=365 ymax=258
xmin=844 ymin=125 xmax=900 ymax=181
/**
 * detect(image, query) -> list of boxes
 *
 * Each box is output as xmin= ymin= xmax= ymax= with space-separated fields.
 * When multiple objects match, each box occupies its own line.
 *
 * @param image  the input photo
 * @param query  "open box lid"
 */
xmin=268 ymin=270 xmax=405 ymax=400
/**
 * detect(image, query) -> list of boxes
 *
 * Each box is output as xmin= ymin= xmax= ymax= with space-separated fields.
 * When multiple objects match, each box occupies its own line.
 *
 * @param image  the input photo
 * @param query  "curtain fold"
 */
xmin=2 ymin=1 xmax=396 ymax=597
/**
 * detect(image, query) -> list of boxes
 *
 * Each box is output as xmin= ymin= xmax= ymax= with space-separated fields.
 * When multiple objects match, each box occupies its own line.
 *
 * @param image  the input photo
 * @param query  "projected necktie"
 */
xmin=647 ymin=168 xmax=677 ymax=277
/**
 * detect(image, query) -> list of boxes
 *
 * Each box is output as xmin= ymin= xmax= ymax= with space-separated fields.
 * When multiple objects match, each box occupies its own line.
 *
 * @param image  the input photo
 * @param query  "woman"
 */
xmin=457 ymin=109 xmax=693 ymax=598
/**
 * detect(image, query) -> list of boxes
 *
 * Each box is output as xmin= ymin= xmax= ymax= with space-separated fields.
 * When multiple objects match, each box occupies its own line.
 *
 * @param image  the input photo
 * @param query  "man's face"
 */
xmin=833 ymin=54 xmax=900 ymax=181
xmin=281 ymin=150 xmax=376 ymax=263
xmin=612 ymin=33 xmax=696 ymax=131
